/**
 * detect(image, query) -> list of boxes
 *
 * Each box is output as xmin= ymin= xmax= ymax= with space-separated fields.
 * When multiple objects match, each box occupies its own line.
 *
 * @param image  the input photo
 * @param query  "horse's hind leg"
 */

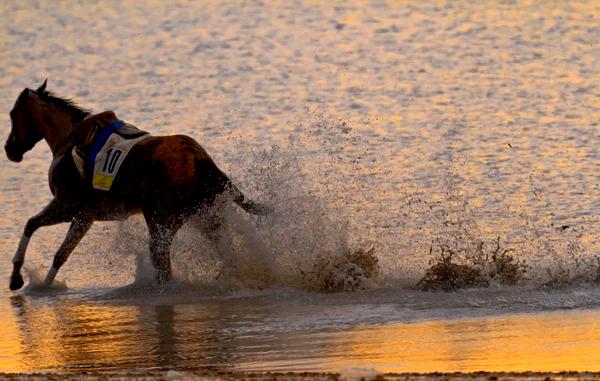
xmin=44 ymin=218 xmax=93 ymax=287
xmin=146 ymin=220 xmax=181 ymax=285
xmin=10 ymin=199 xmax=74 ymax=290
xmin=193 ymin=203 xmax=236 ymax=280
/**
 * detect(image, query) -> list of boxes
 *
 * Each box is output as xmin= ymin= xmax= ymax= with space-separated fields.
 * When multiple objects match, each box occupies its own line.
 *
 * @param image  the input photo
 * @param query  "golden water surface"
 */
xmin=0 ymin=0 xmax=599 ymax=374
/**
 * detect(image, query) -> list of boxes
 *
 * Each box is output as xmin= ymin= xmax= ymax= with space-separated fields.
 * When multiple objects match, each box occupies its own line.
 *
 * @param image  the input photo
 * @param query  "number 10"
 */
xmin=103 ymin=148 xmax=122 ymax=174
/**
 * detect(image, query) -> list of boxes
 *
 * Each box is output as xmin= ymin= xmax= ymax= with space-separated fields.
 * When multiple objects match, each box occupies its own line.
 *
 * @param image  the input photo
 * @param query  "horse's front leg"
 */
xmin=10 ymin=199 xmax=74 ymax=290
xmin=44 ymin=217 xmax=93 ymax=287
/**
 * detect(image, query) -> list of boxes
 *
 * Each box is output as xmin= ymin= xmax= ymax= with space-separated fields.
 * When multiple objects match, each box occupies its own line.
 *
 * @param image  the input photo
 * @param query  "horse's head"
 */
xmin=5 ymin=80 xmax=48 ymax=162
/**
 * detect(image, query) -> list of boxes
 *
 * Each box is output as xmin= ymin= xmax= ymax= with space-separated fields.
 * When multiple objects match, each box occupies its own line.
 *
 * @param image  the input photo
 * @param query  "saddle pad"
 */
xmin=91 ymin=132 xmax=151 ymax=191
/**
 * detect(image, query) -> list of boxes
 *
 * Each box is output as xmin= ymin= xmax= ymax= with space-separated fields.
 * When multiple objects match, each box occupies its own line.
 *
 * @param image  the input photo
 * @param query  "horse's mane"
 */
xmin=19 ymin=88 xmax=92 ymax=123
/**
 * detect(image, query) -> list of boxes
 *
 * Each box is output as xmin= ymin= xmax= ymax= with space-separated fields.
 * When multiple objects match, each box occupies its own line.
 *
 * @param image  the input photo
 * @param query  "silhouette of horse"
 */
xmin=4 ymin=80 xmax=268 ymax=290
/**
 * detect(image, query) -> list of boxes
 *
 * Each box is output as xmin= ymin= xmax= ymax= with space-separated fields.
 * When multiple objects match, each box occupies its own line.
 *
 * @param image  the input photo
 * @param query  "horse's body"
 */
xmin=4 ymin=80 xmax=267 ymax=290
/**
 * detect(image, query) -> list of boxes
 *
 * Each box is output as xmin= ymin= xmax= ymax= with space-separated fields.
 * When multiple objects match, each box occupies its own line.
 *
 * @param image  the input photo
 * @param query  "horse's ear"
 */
xmin=36 ymin=78 xmax=48 ymax=94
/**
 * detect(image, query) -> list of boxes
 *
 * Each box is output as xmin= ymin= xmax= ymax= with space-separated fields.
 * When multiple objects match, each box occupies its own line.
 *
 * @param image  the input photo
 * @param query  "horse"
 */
xmin=4 ymin=80 xmax=268 ymax=291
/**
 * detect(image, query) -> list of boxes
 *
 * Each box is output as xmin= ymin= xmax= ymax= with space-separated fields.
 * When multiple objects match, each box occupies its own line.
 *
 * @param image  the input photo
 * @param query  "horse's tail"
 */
xmin=202 ymin=161 xmax=270 ymax=215
xmin=227 ymin=180 xmax=270 ymax=215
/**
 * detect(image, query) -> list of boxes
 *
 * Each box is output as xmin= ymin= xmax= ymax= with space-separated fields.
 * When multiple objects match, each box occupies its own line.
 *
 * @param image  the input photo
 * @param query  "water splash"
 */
xmin=100 ymin=112 xmax=379 ymax=292
xmin=21 ymin=265 xmax=68 ymax=294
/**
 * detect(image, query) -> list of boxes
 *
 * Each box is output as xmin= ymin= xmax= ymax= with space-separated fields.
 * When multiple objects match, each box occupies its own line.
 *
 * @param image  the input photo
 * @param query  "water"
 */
xmin=0 ymin=0 xmax=599 ymax=373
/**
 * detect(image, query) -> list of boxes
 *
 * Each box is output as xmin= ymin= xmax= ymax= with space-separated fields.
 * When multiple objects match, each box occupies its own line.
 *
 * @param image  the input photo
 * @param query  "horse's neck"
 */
xmin=42 ymin=112 xmax=90 ymax=157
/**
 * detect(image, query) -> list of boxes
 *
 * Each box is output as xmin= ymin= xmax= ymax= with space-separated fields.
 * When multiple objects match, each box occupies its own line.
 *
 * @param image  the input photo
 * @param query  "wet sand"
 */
xmin=2 ymin=372 xmax=600 ymax=381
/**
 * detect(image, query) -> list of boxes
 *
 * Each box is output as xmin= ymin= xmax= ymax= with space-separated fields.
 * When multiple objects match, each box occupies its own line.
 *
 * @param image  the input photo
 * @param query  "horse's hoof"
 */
xmin=9 ymin=274 xmax=24 ymax=291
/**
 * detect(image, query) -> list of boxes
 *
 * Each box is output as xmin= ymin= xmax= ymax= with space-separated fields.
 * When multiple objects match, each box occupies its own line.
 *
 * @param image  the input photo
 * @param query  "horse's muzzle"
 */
xmin=5 ymin=143 xmax=23 ymax=162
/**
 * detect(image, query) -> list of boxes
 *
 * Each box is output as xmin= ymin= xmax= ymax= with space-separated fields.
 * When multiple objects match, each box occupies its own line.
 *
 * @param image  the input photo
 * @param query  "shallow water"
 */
xmin=4 ymin=286 xmax=600 ymax=373
xmin=0 ymin=0 xmax=599 ymax=374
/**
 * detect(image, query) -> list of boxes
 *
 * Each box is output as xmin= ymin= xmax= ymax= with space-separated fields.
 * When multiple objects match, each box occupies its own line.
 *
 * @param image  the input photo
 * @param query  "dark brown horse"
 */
xmin=4 ymin=80 xmax=268 ymax=290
